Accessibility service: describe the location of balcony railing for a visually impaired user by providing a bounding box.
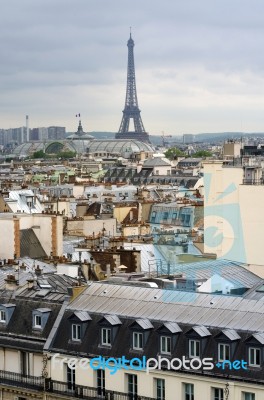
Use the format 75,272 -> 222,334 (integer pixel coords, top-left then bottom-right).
45,379 -> 155,400
0,371 -> 154,400
0,370 -> 44,390
243,178 -> 264,185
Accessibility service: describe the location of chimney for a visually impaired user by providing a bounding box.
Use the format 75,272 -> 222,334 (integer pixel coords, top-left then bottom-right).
5,274 -> 19,290
35,265 -> 42,276
67,283 -> 86,300
27,279 -> 34,289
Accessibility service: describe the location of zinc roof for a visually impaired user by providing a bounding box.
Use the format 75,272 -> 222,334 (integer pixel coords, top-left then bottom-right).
68,282 -> 264,333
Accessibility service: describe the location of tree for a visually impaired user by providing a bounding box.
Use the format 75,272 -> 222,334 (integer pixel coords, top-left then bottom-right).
192,150 -> 212,158
164,147 -> 186,160
57,151 -> 76,159
33,150 -> 46,159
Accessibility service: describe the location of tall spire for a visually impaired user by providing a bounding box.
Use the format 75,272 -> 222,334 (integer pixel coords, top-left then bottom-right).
116,32 -> 150,143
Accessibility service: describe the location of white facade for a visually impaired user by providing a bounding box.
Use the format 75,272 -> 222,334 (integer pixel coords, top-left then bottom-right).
48,353 -> 264,400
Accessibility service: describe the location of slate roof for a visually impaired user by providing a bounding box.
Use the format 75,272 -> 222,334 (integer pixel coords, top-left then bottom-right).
0,295 -> 63,352
143,157 -> 171,167
20,229 -> 47,258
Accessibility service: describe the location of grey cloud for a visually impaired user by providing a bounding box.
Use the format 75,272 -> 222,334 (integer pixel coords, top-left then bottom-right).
1,0 -> 264,132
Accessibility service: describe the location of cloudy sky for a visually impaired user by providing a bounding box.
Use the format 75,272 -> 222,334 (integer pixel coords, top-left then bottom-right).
1,0 -> 264,135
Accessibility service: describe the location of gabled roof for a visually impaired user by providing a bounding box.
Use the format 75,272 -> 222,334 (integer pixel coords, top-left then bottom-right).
143,157 -> 171,168
161,322 -> 182,334
251,332 -> 264,345
221,329 -> 241,341
72,311 -> 91,322
191,326 -> 211,337
35,308 -> 51,313
103,314 -> 122,326
134,318 -> 153,330
1,303 -> 16,308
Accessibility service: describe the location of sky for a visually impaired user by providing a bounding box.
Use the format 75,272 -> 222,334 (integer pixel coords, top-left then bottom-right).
2,0 -> 264,135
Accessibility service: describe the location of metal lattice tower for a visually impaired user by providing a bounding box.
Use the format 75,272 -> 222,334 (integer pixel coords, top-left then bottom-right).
116,32 -> 150,143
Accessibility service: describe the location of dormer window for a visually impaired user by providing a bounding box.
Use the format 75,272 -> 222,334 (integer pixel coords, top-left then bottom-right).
68,311 -> 91,342
99,315 -> 122,348
0,310 -> 6,323
158,322 -> 182,356
129,318 -> 153,352
215,329 -> 240,362
245,332 -> 264,369
0,304 -> 15,325
186,326 -> 211,359
32,308 -> 51,330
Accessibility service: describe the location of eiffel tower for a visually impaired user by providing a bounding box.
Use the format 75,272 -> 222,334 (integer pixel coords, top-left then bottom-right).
116,32 -> 150,143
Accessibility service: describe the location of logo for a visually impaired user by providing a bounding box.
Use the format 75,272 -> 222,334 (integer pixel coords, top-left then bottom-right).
51,354 -> 248,375
203,173 -> 246,262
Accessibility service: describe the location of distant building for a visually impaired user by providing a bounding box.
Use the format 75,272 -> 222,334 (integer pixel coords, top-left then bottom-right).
30,127 -> 48,141
149,202 -> 194,228
183,134 -> 195,144
13,120 -> 154,159
48,126 -> 66,140
223,140 -> 242,158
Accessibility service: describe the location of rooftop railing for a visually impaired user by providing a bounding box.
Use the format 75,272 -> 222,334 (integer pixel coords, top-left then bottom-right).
242,178 -> 264,185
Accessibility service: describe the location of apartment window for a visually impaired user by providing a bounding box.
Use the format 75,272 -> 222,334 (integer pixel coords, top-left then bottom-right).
242,393 -> 255,400
20,351 -> 30,376
151,211 -> 157,222
34,315 -> 42,328
97,369 -> 105,396
212,388 -> 224,400
184,383 -> 194,400
72,324 -> 81,341
163,212 -> 168,221
160,336 -> 171,354
101,327 -> 111,346
0,310 -> 6,322
172,212 -> 177,221
127,374 -> 137,400
67,365 -> 75,391
189,339 -> 200,358
133,332 -> 143,350
218,343 -> 230,361
155,378 -> 165,400
248,347 -> 261,367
